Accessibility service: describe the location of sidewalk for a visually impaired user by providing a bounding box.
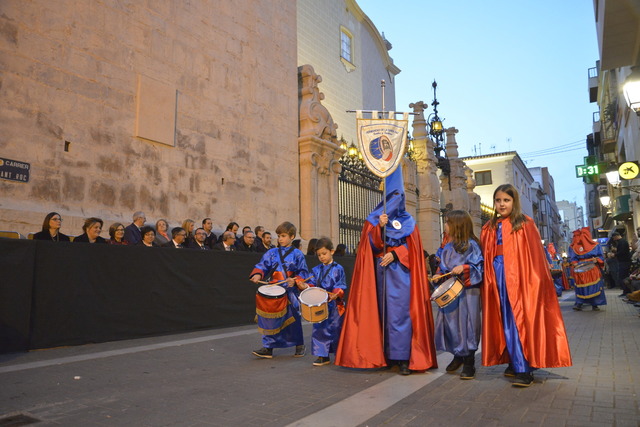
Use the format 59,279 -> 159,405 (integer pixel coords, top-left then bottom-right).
0,289 -> 638,426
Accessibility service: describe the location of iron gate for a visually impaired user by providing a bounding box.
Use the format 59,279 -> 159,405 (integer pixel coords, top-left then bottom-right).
338,153 -> 382,254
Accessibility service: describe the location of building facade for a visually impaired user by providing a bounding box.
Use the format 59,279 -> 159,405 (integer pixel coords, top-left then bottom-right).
588,0 -> 640,238
0,1 -> 299,236
460,151 -> 536,217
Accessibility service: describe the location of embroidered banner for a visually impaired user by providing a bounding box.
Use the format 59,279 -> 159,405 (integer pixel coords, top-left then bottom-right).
356,111 -> 409,178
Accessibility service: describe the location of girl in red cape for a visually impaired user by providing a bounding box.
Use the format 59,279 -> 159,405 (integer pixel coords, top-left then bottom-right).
335,166 -> 437,375
481,184 -> 571,387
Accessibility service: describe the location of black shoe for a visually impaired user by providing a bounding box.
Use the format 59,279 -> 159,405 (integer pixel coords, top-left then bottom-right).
294,345 -> 306,357
503,365 -> 515,377
512,372 -> 534,387
398,361 -> 411,376
592,306 -> 600,311
252,347 -> 273,359
460,365 -> 476,380
446,356 -> 464,372
460,352 -> 475,380
313,356 -> 330,366
573,305 -> 583,311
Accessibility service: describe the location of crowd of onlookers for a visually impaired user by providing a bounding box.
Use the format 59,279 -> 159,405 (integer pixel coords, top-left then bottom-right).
30,210 -> 348,255
604,228 -> 640,316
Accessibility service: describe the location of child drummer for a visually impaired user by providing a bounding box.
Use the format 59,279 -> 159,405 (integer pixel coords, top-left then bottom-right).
249,221 -> 309,358
433,210 -> 484,379
298,237 -> 347,366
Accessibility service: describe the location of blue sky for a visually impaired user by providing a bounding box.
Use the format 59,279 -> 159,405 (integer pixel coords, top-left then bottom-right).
359,0 -> 599,212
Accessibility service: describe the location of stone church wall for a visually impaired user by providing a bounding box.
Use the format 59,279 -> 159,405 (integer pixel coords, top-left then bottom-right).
0,1 -> 298,236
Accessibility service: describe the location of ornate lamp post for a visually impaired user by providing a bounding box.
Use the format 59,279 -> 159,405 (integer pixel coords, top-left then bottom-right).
428,80 -> 450,176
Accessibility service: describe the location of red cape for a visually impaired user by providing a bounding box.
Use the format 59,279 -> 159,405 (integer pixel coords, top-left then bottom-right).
481,217 -> 572,368
335,222 -> 438,370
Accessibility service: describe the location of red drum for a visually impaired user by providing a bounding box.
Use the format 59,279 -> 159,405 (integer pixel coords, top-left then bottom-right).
574,262 -> 595,274
255,285 -> 289,335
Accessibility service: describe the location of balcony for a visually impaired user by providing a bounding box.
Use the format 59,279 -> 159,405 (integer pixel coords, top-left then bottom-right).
589,66 -> 599,103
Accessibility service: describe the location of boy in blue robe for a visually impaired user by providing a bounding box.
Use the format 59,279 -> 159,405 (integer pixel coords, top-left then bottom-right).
250,221 -> 309,358
300,237 -> 347,366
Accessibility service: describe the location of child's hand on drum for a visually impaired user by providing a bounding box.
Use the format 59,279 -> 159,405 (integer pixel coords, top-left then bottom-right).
328,292 -> 337,301
286,278 -> 296,287
296,280 -> 309,290
250,274 -> 260,283
451,265 -> 464,275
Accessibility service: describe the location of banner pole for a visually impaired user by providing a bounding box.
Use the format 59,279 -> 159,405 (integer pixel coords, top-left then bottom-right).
380,80 -> 387,354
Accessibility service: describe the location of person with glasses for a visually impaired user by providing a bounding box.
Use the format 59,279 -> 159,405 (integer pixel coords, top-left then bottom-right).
162,227 -> 187,249
34,212 -> 71,242
107,223 -> 129,245
137,226 -> 158,247
235,230 -> 257,252
187,228 -> 210,250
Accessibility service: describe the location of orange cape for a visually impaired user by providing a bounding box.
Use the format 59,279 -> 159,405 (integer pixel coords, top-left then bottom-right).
335,222 -> 437,370
481,217 -> 572,368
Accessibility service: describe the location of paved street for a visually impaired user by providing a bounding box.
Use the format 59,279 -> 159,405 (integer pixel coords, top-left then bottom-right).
1,289 -> 638,426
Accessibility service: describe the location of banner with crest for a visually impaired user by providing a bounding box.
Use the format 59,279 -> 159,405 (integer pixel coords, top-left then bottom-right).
356,111 -> 409,178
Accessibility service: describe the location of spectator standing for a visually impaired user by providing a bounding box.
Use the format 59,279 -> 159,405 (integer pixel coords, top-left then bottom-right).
213,231 -> 236,251
74,217 -> 107,244
254,226 -> 265,249
235,231 -> 257,252
202,218 -> 217,249
188,228 -> 210,250
217,222 -> 239,243
124,211 -> 146,245
334,243 -> 346,257
306,238 -> 318,256
108,223 -> 129,245
612,232 -> 632,296
137,226 -> 158,247
182,219 -> 196,246
33,212 -> 71,242
162,227 -> 187,248
256,231 -> 274,253
154,219 -> 170,246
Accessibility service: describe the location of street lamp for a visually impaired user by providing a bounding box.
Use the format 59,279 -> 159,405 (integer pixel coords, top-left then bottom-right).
623,67 -> 640,115
428,80 -> 450,177
605,163 -> 621,186
598,185 -> 611,207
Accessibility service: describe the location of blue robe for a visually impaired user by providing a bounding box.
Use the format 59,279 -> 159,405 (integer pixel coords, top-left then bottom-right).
568,245 -> 607,307
251,247 -> 309,348
494,223 -> 533,373
308,261 -> 347,357
434,240 -> 483,357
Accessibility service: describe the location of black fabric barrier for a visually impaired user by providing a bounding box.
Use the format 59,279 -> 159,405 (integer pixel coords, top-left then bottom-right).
0,239 -> 354,353
0,238 -> 35,353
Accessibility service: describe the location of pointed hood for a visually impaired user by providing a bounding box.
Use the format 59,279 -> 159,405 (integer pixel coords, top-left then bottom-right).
570,227 -> 597,255
366,165 -> 415,239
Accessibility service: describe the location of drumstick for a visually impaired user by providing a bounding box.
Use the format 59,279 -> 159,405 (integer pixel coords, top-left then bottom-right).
256,276 -> 315,287
430,271 -> 453,283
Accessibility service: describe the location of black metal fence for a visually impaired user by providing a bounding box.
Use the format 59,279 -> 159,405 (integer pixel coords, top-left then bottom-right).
338,154 -> 382,254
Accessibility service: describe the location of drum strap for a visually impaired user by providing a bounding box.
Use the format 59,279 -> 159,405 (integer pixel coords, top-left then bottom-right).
317,263 -> 336,288
278,247 -> 296,278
